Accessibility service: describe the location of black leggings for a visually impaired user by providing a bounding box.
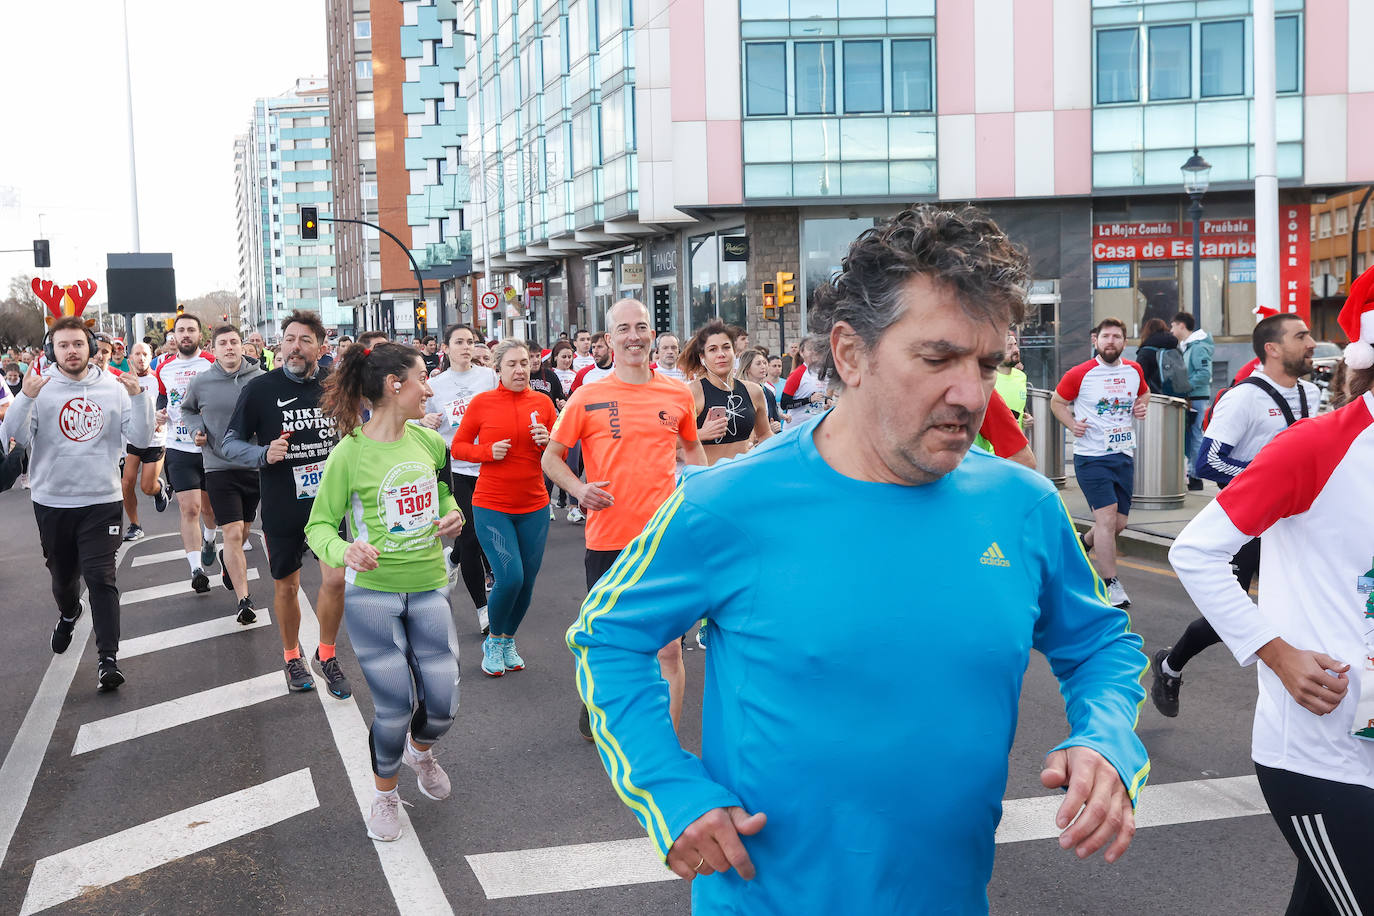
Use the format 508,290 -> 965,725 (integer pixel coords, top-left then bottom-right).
448,473 -> 490,610
35,501 -> 123,657
1255,763 -> 1374,915
1168,537 -> 1262,671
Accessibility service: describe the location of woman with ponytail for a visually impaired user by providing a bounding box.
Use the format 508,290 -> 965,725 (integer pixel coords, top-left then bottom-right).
306,342 -> 465,843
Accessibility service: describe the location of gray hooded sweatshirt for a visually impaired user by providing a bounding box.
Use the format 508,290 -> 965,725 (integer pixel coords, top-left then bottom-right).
0,364 -> 154,508
180,357 -> 265,472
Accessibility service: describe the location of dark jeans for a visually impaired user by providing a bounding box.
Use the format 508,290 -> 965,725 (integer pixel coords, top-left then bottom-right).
34,501 -> 123,657
1168,537 -> 1261,671
472,506 -> 549,637
449,473 -> 491,610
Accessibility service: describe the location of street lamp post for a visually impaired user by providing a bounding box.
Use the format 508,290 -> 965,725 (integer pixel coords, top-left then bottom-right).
1181,148 -> 1212,326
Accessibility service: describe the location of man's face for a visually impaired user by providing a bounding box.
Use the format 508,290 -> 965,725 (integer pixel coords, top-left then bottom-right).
768,356 -> 782,380
52,329 -> 91,376
1096,326 -> 1125,363
656,336 -> 680,367
113,342 -> 125,361
130,343 -> 151,372
591,337 -> 613,367
1003,334 -> 1020,367
337,339 -> 351,355
213,331 -> 243,369
1170,321 -> 1190,343
472,345 -> 492,367
574,331 -> 591,355
94,341 -> 112,368
844,275 -> 1006,485
173,319 -> 201,356
735,334 -> 750,353
281,322 -> 320,375
607,304 -> 654,368
4,369 -> 19,386
1272,319 -> 1315,377
249,332 -> 265,348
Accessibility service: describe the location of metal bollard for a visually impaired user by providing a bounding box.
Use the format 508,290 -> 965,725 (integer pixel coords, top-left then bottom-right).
1026,389 -> 1066,489
1132,393 -> 1187,509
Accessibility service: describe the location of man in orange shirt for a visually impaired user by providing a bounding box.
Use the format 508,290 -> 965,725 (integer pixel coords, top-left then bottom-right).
543,298 -> 707,741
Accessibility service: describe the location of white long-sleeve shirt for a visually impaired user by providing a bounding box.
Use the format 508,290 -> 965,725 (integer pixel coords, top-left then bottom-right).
1170,391 -> 1374,788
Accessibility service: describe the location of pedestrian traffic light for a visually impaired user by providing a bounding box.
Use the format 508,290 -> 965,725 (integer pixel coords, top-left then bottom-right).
415,301 -> 428,335
776,271 -> 796,309
176,303 -> 184,316
301,206 -> 319,241
761,281 -> 777,320
33,239 -> 50,269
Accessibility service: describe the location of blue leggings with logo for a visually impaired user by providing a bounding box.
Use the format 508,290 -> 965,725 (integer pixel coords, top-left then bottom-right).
472,506 -> 549,637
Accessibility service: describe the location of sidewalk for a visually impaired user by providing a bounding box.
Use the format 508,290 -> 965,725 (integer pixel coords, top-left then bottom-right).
1058,471 -> 1216,565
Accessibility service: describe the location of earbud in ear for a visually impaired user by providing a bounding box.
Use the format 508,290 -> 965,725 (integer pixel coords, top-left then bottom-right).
393,383 -> 402,391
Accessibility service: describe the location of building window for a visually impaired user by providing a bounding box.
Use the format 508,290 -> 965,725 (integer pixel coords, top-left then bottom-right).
1335,208 -> 1349,235
891,39 -> 932,113
1275,16 -> 1299,93
794,42 -> 835,115
354,20 -> 370,39
1318,212 -> 1331,239
362,181 -> 377,199
1096,28 -> 1139,104
843,41 -> 883,114
356,60 -> 372,80
745,43 -> 787,116
1200,20 -> 1243,98
358,100 -> 374,119
1148,24 -> 1190,101
1310,213 -> 1317,240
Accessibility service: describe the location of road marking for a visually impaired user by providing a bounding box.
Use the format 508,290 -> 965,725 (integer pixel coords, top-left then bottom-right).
120,608 -> 273,659
465,776 -> 1270,899
292,581 -> 453,915
18,768 -> 319,915
1117,558 -> 1177,578
121,569 -> 260,605
130,548 -> 189,568
0,536 -> 146,865
72,672 -> 287,755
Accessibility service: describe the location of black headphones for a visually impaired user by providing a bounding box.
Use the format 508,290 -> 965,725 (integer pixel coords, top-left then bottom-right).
44,324 -> 100,366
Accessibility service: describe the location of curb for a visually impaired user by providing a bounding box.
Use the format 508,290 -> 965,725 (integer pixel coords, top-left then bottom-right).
1072,520 -> 1175,566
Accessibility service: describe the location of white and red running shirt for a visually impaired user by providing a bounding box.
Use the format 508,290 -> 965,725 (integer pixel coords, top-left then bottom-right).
132,370 -> 167,448
1170,391 -> 1374,788
1055,357 -> 1149,457
153,351 -> 215,453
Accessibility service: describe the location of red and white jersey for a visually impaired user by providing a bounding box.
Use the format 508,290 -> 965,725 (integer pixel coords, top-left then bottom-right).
153,351 -> 214,453
571,353 -> 595,372
131,370 -> 167,447
1055,357 -> 1149,457
571,363 -> 613,392
1170,391 -> 1374,789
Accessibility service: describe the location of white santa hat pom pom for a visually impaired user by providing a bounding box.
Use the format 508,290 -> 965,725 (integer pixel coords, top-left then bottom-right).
1346,312 -> 1374,370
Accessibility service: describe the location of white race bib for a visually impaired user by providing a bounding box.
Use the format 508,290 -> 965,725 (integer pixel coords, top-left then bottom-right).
444,397 -> 469,429
173,422 -> 193,444
294,462 -> 324,499
1105,424 -> 1134,452
383,476 -> 439,534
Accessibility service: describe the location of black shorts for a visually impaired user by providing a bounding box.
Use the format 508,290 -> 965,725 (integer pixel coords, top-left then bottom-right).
205,469 -> 261,526
585,548 -> 623,592
264,532 -> 316,581
164,448 -> 206,493
1073,452 -> 1134,515
125,443 -> 165,463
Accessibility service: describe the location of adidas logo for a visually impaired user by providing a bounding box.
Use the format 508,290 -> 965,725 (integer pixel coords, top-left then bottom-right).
979,542 -> 1011,568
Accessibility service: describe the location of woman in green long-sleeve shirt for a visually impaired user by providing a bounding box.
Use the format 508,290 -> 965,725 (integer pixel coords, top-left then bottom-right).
306,342 -> 465,843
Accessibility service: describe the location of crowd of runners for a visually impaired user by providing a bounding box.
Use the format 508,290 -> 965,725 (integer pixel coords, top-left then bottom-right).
4,204 -> 1372,913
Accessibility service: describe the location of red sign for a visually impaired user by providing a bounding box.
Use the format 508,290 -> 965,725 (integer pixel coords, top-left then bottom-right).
1093,222 -> 1177,240
1278,204 -> 1310,322
526,282 -> 544,296
1092,235 -> 1257,262
1190,218 -> 1254,236
480,291 -> 499,310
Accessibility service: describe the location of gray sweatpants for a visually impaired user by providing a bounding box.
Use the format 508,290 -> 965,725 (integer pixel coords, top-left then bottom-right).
344,583 -> 461,778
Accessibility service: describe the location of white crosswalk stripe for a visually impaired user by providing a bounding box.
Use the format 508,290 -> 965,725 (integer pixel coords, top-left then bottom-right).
120,568 -> 260,605
120,608 -> 273,658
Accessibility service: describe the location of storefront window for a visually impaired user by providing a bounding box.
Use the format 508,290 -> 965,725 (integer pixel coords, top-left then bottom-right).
689,233 -> 719,330
802,217 -> 874,330
719,233 -> 748,329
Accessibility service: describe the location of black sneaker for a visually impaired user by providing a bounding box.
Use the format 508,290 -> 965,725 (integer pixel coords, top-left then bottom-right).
556,494 -> 567,509
313,650 -> 353,699
578,705 -> 594,743
191,568 -> 210,594
236,596 -> 257,625
154,478 -> 170,512
1150,648 -> 1182,718
97,656 -> 125,692
284,656 -> 315,692
219,549 -> 232,591
51,605 -> 83,654
1187,477 -> 1204,491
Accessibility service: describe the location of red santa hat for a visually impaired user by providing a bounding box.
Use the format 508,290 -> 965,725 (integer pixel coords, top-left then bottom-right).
1338,265 -> 1374,370
1252,304 -> 1280,319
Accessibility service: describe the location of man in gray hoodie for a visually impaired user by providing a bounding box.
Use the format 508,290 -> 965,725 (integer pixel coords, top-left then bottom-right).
1171,312 -> 1215,491
1,316 -> 154,691
181,325 -> 264,626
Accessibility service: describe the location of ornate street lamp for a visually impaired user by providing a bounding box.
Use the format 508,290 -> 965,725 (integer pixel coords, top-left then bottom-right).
1181,148 -> 1212,324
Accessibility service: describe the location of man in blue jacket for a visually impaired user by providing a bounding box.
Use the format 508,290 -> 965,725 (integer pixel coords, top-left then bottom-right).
1171,312 -> 1214,491
567,206 -> 1150,914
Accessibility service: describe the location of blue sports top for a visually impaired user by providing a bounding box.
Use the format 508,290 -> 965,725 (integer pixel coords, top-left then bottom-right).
567,414 -> 1150,915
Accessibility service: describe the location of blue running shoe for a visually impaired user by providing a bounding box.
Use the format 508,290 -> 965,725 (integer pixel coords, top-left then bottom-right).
481,637 -> 505,677
502,637 -> 525,671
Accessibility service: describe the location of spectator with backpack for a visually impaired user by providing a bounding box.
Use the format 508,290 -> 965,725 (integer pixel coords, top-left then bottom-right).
1149,313 -> 1317,718
1135,318 -> 1183,396
1171,312 -> 1214,491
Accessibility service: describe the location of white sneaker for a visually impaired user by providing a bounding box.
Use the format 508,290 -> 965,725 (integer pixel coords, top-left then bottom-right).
549,501 -> 557,520
1106,577 -> 1131,609
366,790 -> 410,842
402,739 -> 451,800
476,604 -> 489,635
243,539 -> 253,552
567,507 -> 585,524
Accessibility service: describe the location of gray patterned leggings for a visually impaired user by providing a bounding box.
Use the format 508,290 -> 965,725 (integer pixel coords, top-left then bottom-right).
344,583 -> 461,778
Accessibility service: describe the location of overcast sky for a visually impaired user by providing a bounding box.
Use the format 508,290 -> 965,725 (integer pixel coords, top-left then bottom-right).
0,1 -> 326,301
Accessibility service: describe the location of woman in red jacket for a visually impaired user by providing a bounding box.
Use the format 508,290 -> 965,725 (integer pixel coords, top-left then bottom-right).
451,339 -> 557,677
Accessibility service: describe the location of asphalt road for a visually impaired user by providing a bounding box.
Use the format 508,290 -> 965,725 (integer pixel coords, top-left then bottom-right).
0,480 -> 1299,915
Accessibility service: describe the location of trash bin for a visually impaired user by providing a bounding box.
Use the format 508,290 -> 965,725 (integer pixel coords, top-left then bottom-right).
1025,388 -> 1065,489
1132,393 -> 1187,509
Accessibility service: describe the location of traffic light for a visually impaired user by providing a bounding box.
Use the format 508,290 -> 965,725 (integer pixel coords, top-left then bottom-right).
33,239 -> 50,269
176,303 -> 185,316
415,300 -> 428,335
761,281 -> 777,321
301,206 -> 319,241
776,271 -> 796,309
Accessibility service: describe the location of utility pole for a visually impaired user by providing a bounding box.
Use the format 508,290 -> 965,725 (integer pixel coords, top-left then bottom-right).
1254,0 -> 1279,314
122,0 -> 141,343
